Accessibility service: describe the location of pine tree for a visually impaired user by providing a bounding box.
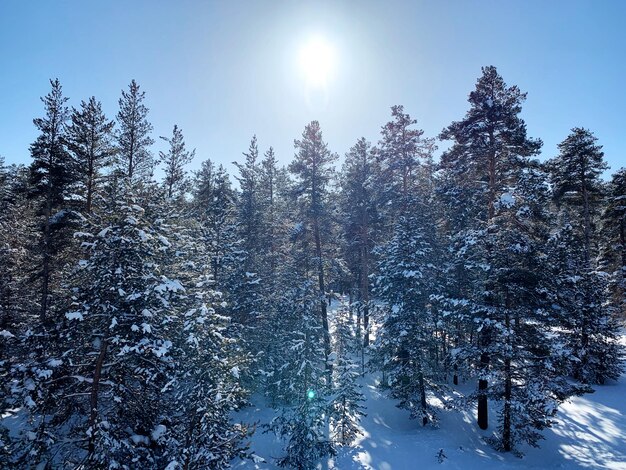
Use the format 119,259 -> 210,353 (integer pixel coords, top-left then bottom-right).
600,168 -> 626,316
547,127 -> 608,266
439,66 -> 542,433
374,203 -> 442,426
230,136 -> 263,336
339,138 -> 379,349
192,160 -> 239,285
268,280 -> 336,469
159,124 -> 195,200
546,129 -> 622,384
116,80 -> 155,182
28,78 -> 78,324
66,96 -> 115,213
290,121 -> 337,375
331,303 -> 366,446
377,105 -> 436,223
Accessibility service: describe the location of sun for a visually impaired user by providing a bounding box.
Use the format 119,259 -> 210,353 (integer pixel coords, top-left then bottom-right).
298,36 -> 335,86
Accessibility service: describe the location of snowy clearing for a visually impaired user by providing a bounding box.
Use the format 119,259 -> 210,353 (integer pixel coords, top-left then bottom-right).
233,371 -> 626,469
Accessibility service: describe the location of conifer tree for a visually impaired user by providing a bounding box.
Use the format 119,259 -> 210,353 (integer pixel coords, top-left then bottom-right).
439,66 -> 542,432
116,80 -> 155,182
159,124 -> 195,200
28,78 -> 78,324
66,96 -> 115,213
339,138 -> 379,348
331,302 -> 366,445
547,129 -> 622,384
600,168 -> 626,316
290,121 -> 337,374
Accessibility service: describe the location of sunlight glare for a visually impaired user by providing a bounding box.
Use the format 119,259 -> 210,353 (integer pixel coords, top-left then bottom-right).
298,36 -> 335,86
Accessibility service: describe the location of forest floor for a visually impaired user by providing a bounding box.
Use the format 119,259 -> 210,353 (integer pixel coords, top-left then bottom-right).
232,311 -> 626,469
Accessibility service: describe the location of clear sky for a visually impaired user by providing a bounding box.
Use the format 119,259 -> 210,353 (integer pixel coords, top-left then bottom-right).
1,0 -> 624,177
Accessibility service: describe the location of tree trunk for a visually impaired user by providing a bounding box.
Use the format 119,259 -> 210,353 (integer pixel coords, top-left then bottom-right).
419,369 -> 428,426
313,216 -> 332,374
88,338 -> 108,457
477,350 -> 489,430
581,170 -> 592,268
502,293 -> 512,451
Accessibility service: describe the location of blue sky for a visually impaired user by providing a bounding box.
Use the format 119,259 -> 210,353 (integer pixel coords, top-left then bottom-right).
1,0 -> 624,177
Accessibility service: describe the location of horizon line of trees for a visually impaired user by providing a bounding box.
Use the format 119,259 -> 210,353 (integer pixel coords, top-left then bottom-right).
0,65 -> 624,469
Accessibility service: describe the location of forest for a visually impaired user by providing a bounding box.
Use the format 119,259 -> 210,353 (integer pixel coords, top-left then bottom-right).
0,65 -> 624,469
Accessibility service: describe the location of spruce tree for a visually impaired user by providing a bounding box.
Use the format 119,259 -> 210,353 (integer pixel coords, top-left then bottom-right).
289,121 -> 337,375
159,124 -> 195,200
66,96 -> 115,213
339,138 -> 379,349
116,80 -> 155,182
600,168 -> 626,316
439,66 -> 542,432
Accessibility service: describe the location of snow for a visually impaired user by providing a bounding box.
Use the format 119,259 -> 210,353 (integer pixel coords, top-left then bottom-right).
232,370 -> 626,469
0,329 -> 14,338
65,311 -> 84,321
231,318 -> 626,470
499,192 -> 515,208
151,424 -> 167,441
153,340 -> 172,358
130,434 -> 150,445
155,278 -> 185,293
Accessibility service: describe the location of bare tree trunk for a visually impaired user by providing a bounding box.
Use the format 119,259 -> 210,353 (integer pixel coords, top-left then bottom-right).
313,216 -> 331,374
88,338 -> 108,457
502,292 -> 512,451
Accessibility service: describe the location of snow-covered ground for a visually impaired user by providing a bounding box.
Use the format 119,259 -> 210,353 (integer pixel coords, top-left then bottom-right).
232,308 -> 626,470
232,371 -> 626,469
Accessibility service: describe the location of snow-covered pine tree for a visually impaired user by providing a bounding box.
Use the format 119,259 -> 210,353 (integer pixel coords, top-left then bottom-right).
374,200 -> 442,426
52,182 -> 183,467
330,302 -> 366,446
289,121 -> 337,376
339,138 -> 380,349
268,279 -> 336,469
192,159 -> 239,285
6,80 -> 82,466
115,79 -> 155,182
159,124 -> 195,201
438,66 -> 542,432
475,163 -> 583,452
599,168 -> 626,317
0,161 -> 31,434
373,105 -> 443,426
376,105 -> 437,230
255,150 -> 298,403
229,136 -> 264,369
546,128 -> 623,384
546,221 -> 623,385
66,96 -> 115,213
28,78 -> 79,325
156,189 -> 249,470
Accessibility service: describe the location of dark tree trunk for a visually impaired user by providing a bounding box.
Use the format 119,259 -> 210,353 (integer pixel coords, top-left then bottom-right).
313,216 -> 331,374
88,339 -> 108,457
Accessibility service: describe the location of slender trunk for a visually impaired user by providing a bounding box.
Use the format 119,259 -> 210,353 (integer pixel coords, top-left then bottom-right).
182,407 -> 199,470
581,170 -> 591,268
487,131 -> 497,221
617,213 -> 626,316
477,349 -> 489,430
502,292 -> 512,451
88,338 -> 108,457
313,215 -> 331,374
419,368 -> 428,426
361,230 -> 370,347
478,130 -> 496,430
